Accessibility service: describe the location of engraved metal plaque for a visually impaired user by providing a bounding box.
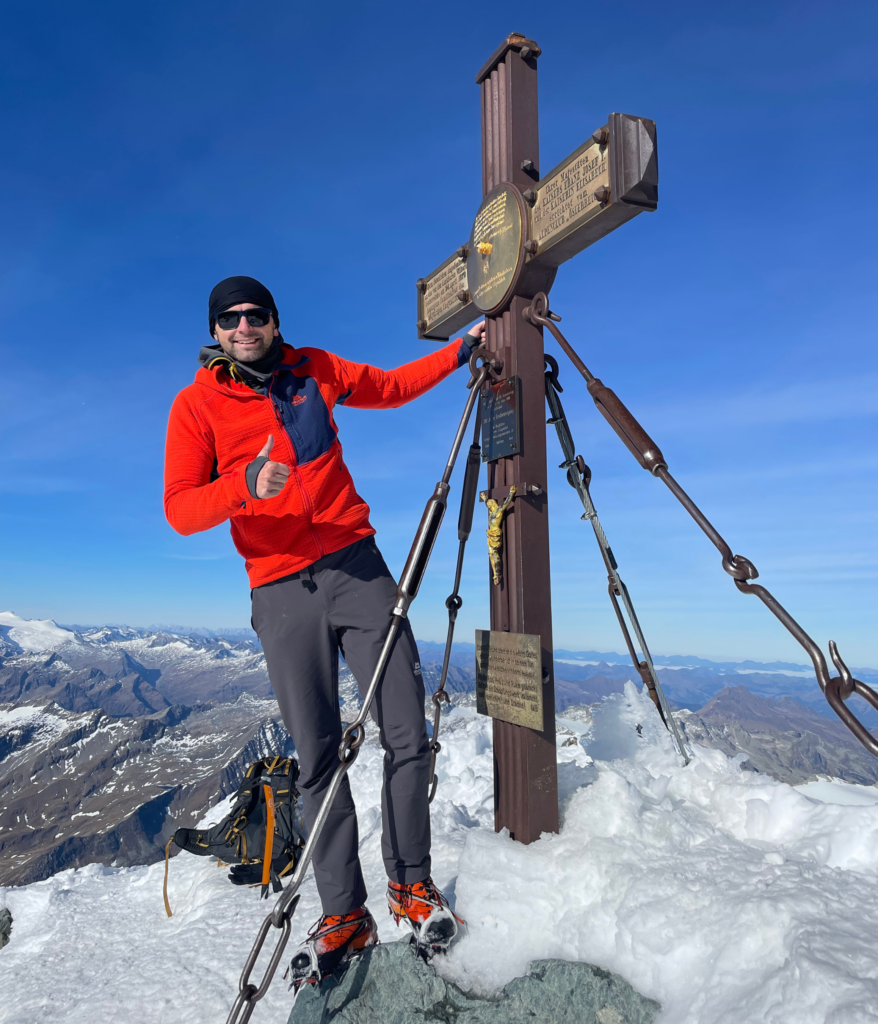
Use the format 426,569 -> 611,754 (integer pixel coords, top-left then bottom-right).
530,138 -> 609,254
467,184 -> 523,313
481,375 -> 522,462
417,249 -> 474,340
529,113 -> 658,270
475,629 -> 544,730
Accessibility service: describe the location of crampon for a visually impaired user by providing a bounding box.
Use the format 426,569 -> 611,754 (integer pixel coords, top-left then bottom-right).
387,877 -> 465,957
285,907 -> 378,997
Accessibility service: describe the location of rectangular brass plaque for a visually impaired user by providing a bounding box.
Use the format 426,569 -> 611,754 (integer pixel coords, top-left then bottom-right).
475,629 -> 544,730
528,115 -> 658,271
417,250 -> 474,340
480,376 -> 522,462
530,138 -> 609,255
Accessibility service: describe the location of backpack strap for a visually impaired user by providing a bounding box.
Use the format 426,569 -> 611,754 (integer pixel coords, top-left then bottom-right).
260,783 -> 276,898
163,836 -> 175,918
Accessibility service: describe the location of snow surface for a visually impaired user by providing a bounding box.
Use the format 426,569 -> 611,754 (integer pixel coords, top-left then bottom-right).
0,611 -> 77,652
0,704 -> 67,741
2,683 -> 878,1023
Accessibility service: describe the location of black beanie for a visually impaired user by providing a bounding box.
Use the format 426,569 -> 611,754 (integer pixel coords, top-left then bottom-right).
208,276 -> 279,332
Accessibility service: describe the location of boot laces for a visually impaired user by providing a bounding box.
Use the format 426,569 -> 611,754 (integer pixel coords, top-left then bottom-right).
391,878 -> 446,912
308,907 -> 368,945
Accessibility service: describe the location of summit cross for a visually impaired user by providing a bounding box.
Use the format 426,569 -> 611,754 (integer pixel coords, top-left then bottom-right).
416,33 -> 659,844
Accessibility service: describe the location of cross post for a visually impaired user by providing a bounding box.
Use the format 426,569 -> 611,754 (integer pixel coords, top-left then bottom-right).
417,33 -> 659,845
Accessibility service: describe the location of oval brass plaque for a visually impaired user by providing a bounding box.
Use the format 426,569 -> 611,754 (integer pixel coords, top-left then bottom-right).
467,185 -> 523,313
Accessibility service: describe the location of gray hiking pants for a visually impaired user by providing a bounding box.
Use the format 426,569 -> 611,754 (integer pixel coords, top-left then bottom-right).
251,537 -> 431,915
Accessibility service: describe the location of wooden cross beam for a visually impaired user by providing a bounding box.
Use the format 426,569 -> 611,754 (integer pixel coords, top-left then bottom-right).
416,33 -> 658,844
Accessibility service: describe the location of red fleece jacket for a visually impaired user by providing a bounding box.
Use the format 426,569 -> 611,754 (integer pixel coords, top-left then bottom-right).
164,339 -> 464,587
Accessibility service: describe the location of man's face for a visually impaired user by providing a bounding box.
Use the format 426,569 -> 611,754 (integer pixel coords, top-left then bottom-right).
212,302 -> 278,363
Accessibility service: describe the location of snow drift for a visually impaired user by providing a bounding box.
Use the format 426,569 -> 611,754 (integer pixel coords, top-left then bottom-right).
2,683 -> 878,1024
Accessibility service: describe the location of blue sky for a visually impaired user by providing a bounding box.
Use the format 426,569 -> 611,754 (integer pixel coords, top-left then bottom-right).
2,0 -> 876,665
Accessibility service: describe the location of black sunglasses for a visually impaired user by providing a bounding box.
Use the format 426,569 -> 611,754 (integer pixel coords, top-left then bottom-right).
215,307 -> 274,330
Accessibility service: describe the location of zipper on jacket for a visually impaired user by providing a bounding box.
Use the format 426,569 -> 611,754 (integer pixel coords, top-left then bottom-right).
266,376 -> 325,559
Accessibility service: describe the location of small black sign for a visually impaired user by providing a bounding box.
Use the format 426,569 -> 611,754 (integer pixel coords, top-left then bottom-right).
481,376 -> 522,462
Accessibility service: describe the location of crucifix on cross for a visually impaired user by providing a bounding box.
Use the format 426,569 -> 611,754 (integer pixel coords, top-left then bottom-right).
415,34 -> 660,845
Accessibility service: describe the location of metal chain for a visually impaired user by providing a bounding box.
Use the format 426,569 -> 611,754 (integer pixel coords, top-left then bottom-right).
428,403 -> 483,801
524,292 -> 878,758
222,352 -> 490,1024
544,356 -> 689,763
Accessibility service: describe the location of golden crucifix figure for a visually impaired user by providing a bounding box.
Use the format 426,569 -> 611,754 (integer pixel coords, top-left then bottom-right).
485,485 -> 517,585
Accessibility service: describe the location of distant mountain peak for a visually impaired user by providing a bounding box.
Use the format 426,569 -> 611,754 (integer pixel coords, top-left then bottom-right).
0,611 -> 79,653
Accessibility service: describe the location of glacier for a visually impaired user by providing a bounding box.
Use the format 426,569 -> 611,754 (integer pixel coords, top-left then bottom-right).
1,683 -> 878,1023
0,611 -> 77,653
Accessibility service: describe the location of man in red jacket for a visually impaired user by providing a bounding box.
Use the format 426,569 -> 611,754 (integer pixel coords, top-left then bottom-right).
164,276 -> 482,990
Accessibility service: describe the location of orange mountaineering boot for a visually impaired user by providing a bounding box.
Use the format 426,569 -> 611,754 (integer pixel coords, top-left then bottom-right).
386,877 -> 464,956
286,906 -> 378,996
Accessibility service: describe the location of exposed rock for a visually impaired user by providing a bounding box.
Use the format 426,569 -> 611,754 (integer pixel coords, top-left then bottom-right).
0,647 -> 170,718
0,908 -> 11,949
678,686 -> 878,785
0,694 -> 292,886
289,941 -> 660,1024
420,661 -> 477,696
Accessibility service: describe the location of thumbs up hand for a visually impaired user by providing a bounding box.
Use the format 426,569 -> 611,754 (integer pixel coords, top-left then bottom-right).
255,434 -> 290,499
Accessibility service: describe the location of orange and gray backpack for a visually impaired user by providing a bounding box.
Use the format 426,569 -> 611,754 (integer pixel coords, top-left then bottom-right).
163,755 -> 306,916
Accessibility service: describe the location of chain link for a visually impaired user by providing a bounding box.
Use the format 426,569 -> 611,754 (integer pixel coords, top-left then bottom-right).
225,895 -> 298,1024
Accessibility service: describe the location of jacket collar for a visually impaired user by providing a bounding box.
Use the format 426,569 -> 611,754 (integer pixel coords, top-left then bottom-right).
198,336 -> 284,384
195,339 -> 309,393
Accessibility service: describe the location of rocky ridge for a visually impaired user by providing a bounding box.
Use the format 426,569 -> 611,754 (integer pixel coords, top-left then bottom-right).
0,694 -> 292,886
678,685 -> 878,785
0,625 -> 272,716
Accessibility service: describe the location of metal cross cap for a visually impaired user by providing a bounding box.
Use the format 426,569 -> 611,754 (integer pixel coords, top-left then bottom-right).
414,34 -> 659,845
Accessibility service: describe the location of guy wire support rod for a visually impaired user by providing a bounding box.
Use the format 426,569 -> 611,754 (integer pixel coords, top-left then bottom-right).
523,292 -> 878,758
224,352 -> 491,1024
543,355 -> 690,764
428,401 -> 483,801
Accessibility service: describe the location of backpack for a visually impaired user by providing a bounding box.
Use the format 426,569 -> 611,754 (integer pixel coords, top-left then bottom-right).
163,755 -> 306,917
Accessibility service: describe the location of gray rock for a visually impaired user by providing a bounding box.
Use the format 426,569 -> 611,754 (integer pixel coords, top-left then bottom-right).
289,941 -> 659,1024
678,686 -> 878,786
0,908 -> 11,949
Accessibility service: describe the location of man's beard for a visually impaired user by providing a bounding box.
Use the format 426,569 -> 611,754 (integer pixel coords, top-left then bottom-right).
225,337 -> 272,363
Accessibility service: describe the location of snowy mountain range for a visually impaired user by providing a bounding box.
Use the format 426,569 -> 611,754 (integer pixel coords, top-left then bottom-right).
6,610 -> 877,720
2,609 -> 877,893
